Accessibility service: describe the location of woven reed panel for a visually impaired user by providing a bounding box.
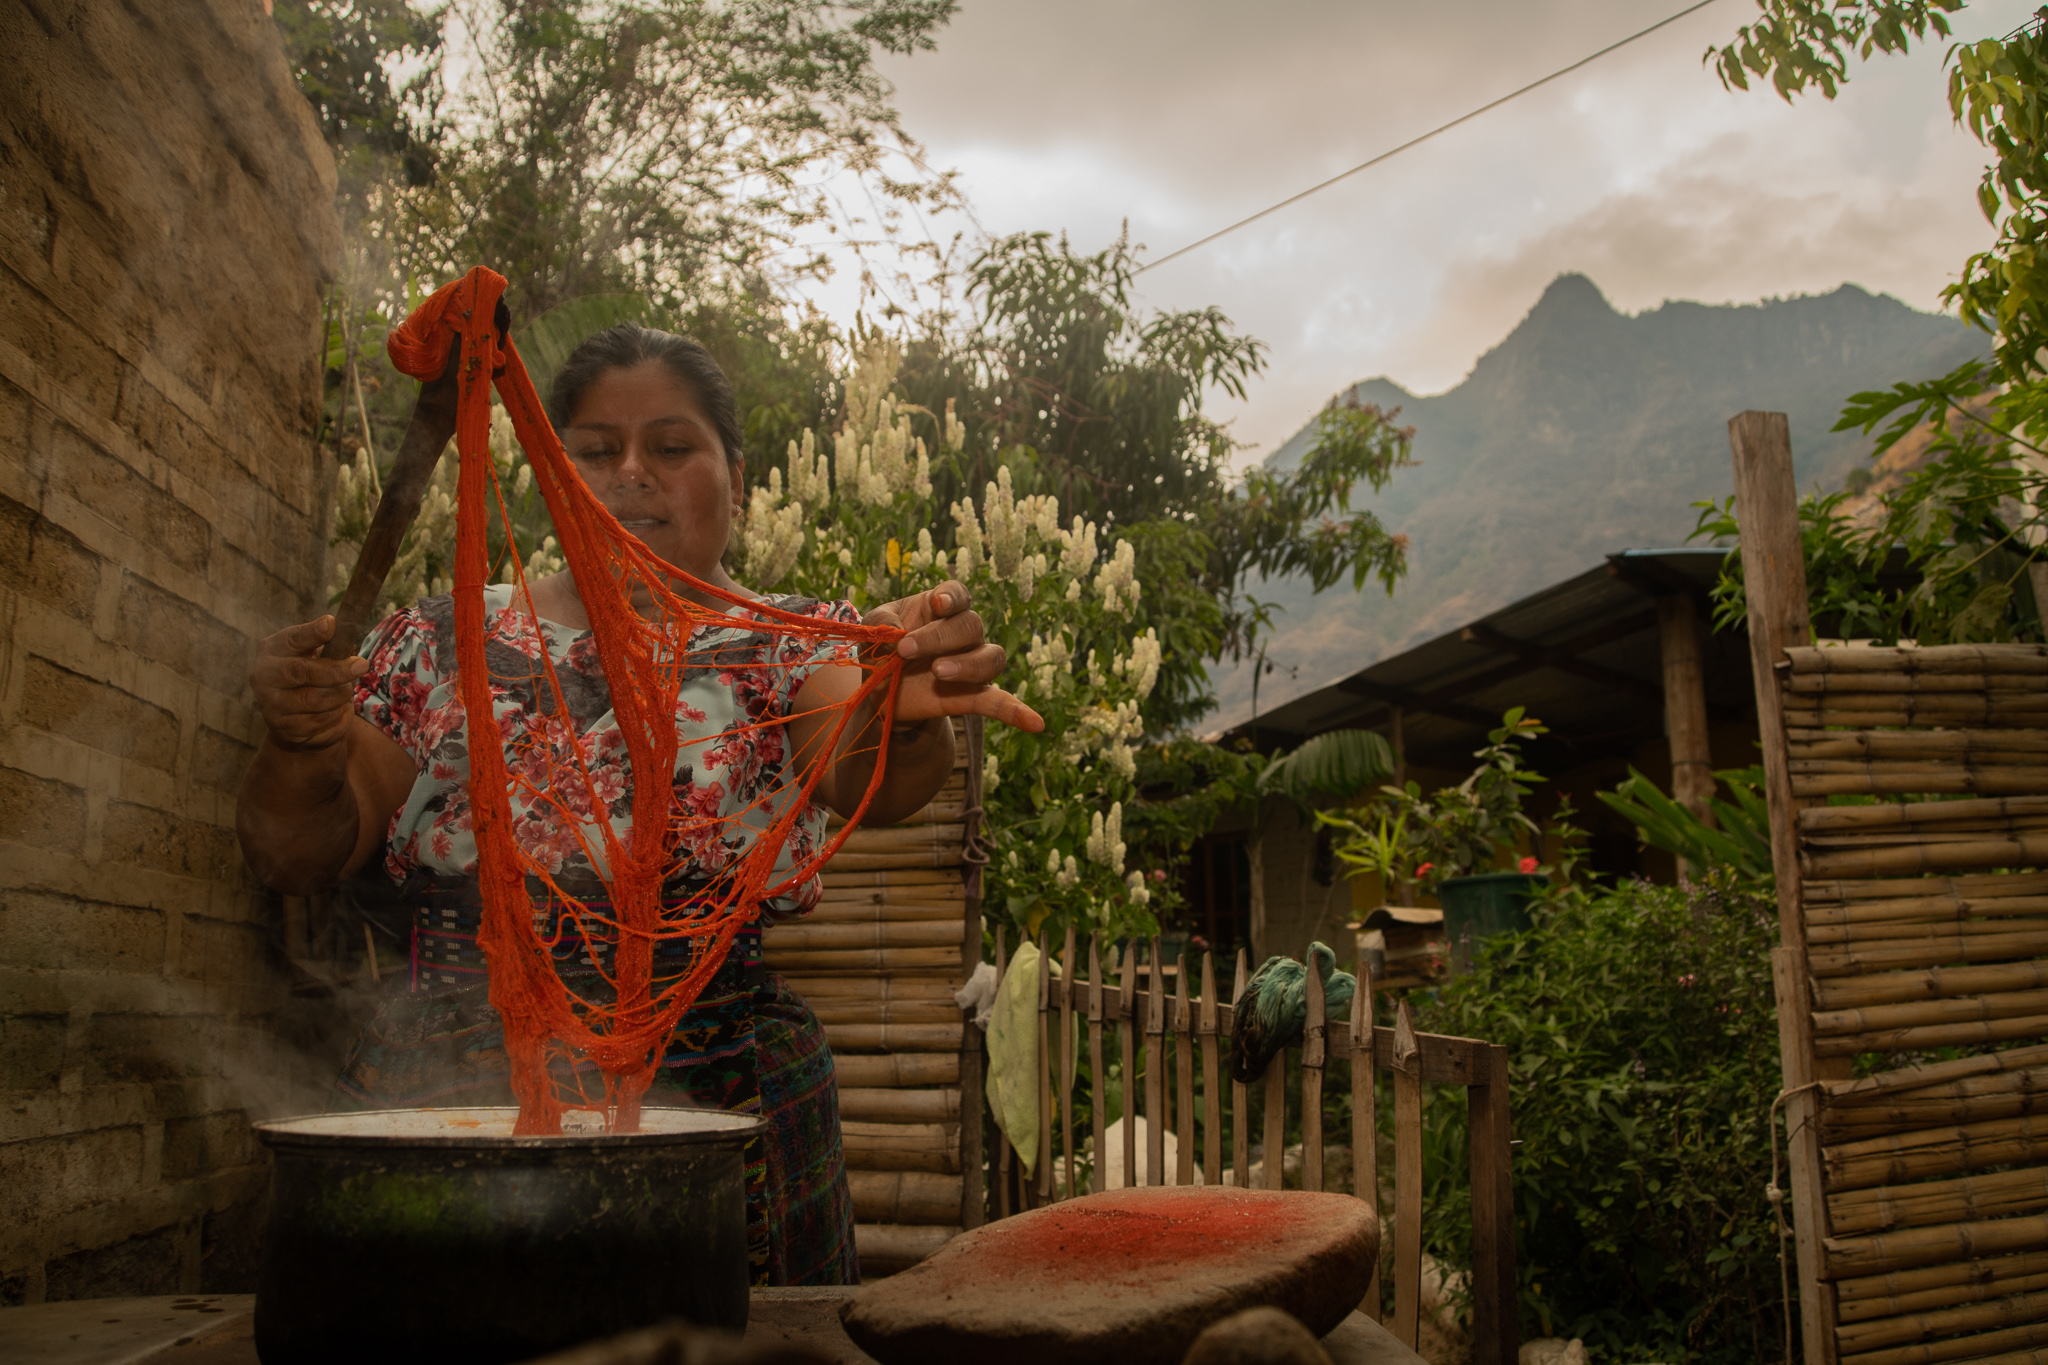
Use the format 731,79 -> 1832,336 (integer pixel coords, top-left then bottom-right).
1782,644 -> 2048,1365
761,717 -> 978,1276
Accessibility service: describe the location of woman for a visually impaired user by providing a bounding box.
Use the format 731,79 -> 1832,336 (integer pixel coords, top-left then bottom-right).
236,323 -> 1041,1285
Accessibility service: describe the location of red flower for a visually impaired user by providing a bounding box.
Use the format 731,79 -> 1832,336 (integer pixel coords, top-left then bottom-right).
1519,856 -> 1539,874
1415,862 -> 1434,877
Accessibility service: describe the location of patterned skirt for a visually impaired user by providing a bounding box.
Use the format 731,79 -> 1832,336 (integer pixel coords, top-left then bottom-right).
334,878 -> 857,1287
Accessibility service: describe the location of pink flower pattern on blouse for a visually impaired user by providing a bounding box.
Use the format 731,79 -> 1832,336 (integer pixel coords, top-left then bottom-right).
353,584 -> 861,923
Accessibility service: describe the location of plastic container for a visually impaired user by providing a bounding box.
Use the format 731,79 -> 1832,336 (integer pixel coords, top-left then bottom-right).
1437,872 -> 1545,974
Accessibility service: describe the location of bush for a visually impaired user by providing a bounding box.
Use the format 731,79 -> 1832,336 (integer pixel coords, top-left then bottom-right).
1410,869 -> 1786,1363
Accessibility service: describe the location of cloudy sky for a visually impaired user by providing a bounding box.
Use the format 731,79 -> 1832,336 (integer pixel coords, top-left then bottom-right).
797,0 -> 2027,460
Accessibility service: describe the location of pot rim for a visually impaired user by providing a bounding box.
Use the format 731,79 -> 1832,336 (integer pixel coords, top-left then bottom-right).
254,1104 -> 762,1151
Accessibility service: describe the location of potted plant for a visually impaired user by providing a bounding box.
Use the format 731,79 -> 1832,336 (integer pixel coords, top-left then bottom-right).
1321,709 -> 1557,970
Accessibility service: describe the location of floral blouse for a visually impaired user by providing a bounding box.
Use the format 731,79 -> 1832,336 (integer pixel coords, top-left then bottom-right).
353,584 -> 862,922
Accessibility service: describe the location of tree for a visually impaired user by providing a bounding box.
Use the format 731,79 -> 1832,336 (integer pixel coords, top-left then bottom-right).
893,231 -> 1415,726
273,0 -> 446,219
735,336 -> 1173,941
1711,2 -> 2044,382
1703,3 -> 2048,642
290,8 -> 1424,936
280,0 -> 949,592
325,0 -> 961,326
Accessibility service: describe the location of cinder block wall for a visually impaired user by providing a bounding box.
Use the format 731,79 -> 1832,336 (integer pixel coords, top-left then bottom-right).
0,0 -> 339,1302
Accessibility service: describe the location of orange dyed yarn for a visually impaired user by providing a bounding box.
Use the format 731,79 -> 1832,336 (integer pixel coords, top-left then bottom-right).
387,268 -> 904,1134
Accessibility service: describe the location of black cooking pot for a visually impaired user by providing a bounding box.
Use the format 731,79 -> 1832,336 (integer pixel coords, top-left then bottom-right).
253,1106 -> 759,1365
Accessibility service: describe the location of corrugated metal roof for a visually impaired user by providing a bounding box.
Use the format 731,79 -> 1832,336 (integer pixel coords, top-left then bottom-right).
1226,548 -> 1752,766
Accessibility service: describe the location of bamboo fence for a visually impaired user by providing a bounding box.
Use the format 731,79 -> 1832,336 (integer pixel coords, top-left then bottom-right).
1735,410 -> 2048,1365
760,717 -> 985,1277
971,928 -> 1517,1365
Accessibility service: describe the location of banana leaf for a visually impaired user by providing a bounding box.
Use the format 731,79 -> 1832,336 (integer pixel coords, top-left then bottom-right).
1597,765 -> 1772,878
1259,728 -> 1395,810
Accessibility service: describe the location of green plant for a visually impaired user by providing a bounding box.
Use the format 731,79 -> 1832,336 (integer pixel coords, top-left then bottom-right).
1690,418 -> 2048,647
1320,710 -> 1550,896
1411,869 -> 1787,1362
1257,729 -> 1396,811
1324,808 -> 1411,887
1698,5 -> 2048,653
1710,3 -> 2047,384
1597,767 -> 1774,880
894,231 -> 1416,727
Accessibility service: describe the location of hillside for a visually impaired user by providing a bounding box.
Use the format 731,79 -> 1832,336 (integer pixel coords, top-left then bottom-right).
1211,274 -> 1991,727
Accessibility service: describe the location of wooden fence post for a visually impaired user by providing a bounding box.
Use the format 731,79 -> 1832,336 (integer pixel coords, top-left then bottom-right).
1147,936 -> 1167,1186
1035,928 -> 1053,1205
1232,950 -> 1250,1190
1729,409 -> 1836,1365
1392,999 -> 1424,1351
1354,952 -> 1380,1321
1467,1043 -> 1517,1365
1263,1059 -> 1287,1192
993,924 -> 1012,1220
959,718 -> 987,1230
1659,591 -> 1715,832
1060,926 -> 1076,1200
1089,934 -> 1106,1194
1174,957 -> 1195,1187
1302,951 -> 1326,1193
1120,941 -> 1138,1188
1200,952 -> 1222,1188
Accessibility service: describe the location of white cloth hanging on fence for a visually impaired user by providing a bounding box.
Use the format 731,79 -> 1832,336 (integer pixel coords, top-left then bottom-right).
954,961 -> 998,1029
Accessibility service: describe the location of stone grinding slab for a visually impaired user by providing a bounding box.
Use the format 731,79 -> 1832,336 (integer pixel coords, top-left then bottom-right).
838,1187 -> 1379,1365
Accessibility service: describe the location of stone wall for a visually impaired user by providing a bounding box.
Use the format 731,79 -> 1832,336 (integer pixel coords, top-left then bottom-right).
0,0 -> 339,1302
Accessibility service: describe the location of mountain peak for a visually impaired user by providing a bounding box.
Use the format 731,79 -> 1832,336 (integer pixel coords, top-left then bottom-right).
1531,272 -> 1616,318
1215,277 -> 1992,725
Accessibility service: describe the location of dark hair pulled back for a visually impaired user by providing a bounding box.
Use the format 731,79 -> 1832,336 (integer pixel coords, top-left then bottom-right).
547,323 -> 744,468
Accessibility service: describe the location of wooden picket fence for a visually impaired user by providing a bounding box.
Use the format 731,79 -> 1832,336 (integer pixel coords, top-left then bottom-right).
984,928 -> 1519,1365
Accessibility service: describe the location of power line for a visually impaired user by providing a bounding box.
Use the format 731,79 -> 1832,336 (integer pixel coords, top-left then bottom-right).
1136,0 -> 1726,275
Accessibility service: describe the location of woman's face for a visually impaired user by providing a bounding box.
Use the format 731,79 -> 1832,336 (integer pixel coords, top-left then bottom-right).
562,360 -> 743,582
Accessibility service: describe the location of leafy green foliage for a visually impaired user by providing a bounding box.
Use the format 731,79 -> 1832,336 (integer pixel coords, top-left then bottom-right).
278,0 -> 960,332
1691,371 -> 2048,646
1687,482 -> 2039,650
1413,871 -> 1787,1362
388,0 -> 960,322
1214,396 -> 1414,661
1597,767 -> 1774,879
1707,0 -> 1964,100
1702,6 -> 2048,652
1256,729 -> 1395,811
1948,13 -> 2048,380
894,232 -> 1415,720
272,0 -> 445,207
1320,710 -> 1550,895
931,230 -> 1267,528
1840,367 -> 2048,639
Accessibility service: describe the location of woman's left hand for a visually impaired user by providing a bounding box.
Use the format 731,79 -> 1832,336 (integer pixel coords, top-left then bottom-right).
866,581 -> 1044,734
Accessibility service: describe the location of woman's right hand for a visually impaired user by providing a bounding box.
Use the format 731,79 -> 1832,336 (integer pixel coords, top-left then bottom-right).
251,615 -> 368,753
239,615 -> 416,892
